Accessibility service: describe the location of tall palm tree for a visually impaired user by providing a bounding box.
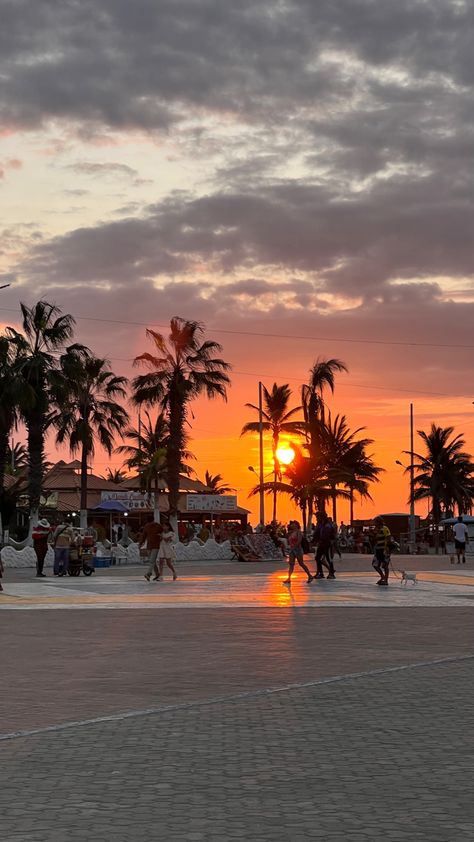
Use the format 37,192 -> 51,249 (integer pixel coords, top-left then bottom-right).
132,318 -> 231,524
241,383 -> 303,522
314,413 -> 383,523
51,348 -> 129,529
0,337 -> 30,491
117,411 -> 170,523
201,471 -> 235,494
6,302 -> 75,524
410,424 -> 474,548
302,358 -> 348,425
0,336 -> 33,538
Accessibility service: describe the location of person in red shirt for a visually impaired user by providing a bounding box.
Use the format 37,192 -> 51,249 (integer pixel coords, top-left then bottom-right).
32,518 -> 51,578
139,516 -> 163,581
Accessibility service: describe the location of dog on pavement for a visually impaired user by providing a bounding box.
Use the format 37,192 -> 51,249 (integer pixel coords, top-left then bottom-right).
401,570 -> 417,586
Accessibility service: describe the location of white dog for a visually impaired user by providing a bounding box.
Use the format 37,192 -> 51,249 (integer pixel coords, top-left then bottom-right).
401,570 -> 417,586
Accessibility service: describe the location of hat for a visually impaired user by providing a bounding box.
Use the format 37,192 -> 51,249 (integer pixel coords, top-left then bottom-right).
39,518 -> 50,528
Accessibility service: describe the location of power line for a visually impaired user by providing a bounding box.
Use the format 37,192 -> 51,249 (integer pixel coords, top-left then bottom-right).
1,307 -> 471,399
1,306 -> 474,352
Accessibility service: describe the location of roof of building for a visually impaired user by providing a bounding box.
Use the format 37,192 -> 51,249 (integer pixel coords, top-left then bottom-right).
42,461 -> 120,492
119,474 -> 210,493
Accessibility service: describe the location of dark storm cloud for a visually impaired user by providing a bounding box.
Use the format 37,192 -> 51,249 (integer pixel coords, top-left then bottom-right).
3,0 -> 474,326
19,168 -> 474,297
2,0 -> 473,131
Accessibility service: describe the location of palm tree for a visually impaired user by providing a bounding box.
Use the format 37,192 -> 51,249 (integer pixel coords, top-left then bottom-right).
340,441 -> 383,525
0,337 -> 30,491
314,413 -> 383,523
410,424 -> 474,548
5,442 -> 28,475
249,447 -> 347,531
105,468 -> 127,484
201,471 -> 235,494
132,318 -> 231,524
51,348 -> 129,529
117,411 -> 170,522
302,358 -> 347,428
0,336 -> 33,539
5,302 -> 75,524
241,383 -> 303,522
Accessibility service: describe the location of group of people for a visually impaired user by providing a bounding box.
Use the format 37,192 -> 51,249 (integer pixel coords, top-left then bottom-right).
139,517 -> 178,582
284,514 -> 394,586
31,518 -> 87,577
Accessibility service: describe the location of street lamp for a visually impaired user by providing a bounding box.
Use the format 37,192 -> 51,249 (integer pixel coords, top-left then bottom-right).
395,400 -> 416,552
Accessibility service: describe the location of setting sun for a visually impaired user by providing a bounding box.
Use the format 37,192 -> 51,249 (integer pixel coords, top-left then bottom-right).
276,446 -> 296,466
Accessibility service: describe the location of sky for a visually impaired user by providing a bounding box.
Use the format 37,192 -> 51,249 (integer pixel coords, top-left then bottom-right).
1,0 -> 474,524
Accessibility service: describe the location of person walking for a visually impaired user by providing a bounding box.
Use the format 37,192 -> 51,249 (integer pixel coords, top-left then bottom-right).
453,516 -> 469,564
313,515 -> 337,579
53,520 -> 74,576
372,515 -> 392,586
157,522 -> 178,581
283,521 -> 313,586
32,518 -> 51,577
139,516 -> 163,582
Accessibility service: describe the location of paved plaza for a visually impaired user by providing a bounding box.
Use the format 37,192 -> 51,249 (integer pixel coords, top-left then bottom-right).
1,557 -> 474,840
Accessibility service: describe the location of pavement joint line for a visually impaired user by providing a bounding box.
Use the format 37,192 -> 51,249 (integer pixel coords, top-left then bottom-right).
1,651 -> 473,744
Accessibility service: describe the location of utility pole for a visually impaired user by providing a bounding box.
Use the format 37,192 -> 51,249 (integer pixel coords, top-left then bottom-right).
258,381 -> 265,527
409,402 -> 416,553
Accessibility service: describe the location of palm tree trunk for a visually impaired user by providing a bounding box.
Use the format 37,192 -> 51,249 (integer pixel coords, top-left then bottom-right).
272,469 -> 277,523
350,487 -> 354,526
0,427 -> 8,544
27,409 -> 44,527
301,499 -> 307,532
154,477 -> 161,524
331,483 -> 337,522
80,441 -> 88,530
0,426 -> 9,493
167,385 -> 183,529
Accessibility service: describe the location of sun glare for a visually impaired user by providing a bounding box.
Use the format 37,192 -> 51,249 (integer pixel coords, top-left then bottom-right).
276,445 -> 296,465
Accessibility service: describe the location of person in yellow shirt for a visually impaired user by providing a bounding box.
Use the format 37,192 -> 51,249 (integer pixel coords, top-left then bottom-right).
372,516 -> 392,586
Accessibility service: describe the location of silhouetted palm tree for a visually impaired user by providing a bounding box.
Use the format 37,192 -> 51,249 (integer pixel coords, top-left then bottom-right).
410,424 -> 474,546
0,337 -> 33,537
132,318 -> 231,523
0,337 -> 31,491
201,471 -> 235,494
5,442 -> 28,475
51,348 -> 129,528
301,358 -> 348,450
314,413 -> 382,523
241,383 -> 303,522
6,302 -> 75,523
105,468 -> 127,484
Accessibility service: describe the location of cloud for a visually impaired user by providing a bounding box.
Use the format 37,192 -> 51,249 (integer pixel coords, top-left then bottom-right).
65,161 -> 152,186
0,157 -> 22,179
1,0 -> 473,134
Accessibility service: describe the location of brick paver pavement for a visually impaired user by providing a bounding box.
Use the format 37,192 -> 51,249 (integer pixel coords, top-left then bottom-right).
1,657 -> 474,841
2,561 -> 474,840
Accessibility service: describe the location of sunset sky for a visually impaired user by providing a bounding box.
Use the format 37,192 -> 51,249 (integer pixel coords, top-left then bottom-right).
1,1 -> 473,524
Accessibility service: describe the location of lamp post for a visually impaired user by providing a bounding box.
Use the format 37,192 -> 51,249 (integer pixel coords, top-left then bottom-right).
396,402 -> 416,553
258,381 -> 265,527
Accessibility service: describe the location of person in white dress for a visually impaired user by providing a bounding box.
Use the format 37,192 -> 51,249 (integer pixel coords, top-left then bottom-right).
158,523 -> 178,581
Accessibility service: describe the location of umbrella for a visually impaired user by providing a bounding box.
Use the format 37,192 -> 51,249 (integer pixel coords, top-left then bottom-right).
94,500 -> 129,513
94,500 -> 129,542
